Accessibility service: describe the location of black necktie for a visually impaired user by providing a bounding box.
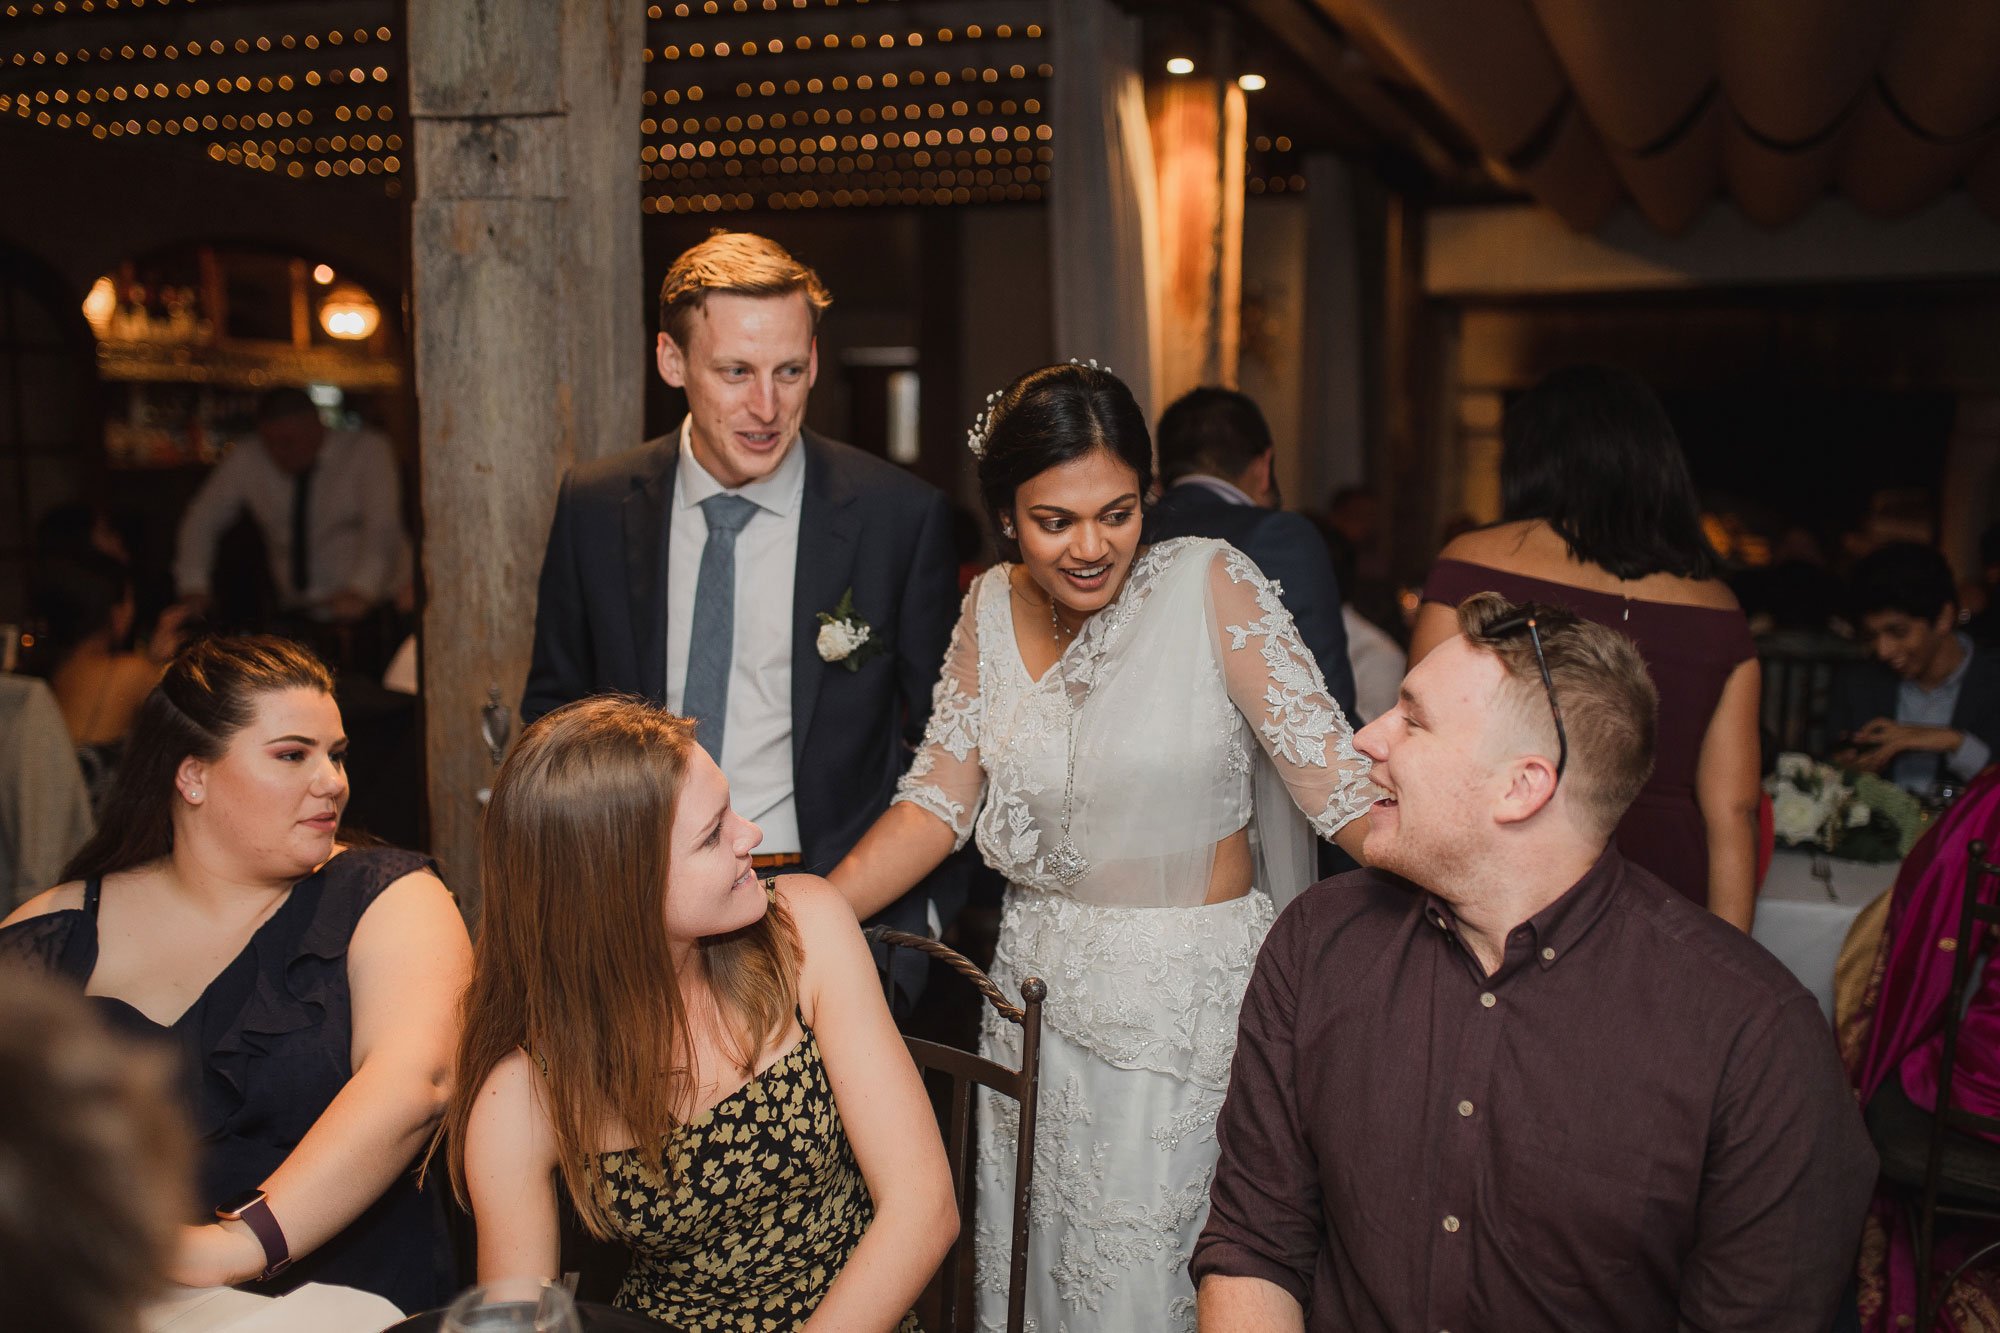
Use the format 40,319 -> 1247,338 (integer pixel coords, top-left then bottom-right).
290,462 -> 316,598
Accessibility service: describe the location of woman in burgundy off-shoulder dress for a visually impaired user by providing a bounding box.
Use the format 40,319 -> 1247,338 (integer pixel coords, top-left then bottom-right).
1409,367 -> 1761,930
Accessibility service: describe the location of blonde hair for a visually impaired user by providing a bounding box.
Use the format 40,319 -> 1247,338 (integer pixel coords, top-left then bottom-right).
1456,592 -> 1658,837
441,697 -> 799,1239
658,231 -> 832,349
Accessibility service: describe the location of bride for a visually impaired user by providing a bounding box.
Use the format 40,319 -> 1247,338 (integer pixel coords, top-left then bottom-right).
828,362 -> 1374,1332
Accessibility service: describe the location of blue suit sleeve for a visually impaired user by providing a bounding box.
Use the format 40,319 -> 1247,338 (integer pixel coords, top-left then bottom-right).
521,472 -> 591,725
1245,512 -> 1359,724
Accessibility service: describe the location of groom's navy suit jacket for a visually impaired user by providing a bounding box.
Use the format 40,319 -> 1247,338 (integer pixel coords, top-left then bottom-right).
523,428 -> 965,994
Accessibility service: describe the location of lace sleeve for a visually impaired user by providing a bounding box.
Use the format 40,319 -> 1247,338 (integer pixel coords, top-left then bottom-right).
1209,546 -> 1376,838
892,578 -> 987,850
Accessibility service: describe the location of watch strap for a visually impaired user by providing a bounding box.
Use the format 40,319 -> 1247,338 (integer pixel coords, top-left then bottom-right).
221,1194 -> 291,1280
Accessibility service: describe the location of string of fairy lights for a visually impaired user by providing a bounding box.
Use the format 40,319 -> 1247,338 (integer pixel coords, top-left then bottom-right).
0,7 -> 408,193
0,0 -> 1307,209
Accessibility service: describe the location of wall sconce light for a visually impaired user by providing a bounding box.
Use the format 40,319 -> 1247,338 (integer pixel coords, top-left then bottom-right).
319,282 -> 379,340
1238,73 -> 1266,91
1166,57 -> 1194,75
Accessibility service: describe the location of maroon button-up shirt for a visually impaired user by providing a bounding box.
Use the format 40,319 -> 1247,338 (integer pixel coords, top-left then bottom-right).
1192,845 -> 1876,1332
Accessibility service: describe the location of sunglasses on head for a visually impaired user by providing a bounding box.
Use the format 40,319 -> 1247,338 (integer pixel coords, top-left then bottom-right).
1482,608 -> 1568,784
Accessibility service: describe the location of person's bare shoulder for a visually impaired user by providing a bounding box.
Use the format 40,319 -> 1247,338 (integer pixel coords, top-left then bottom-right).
2,880 -> 86,927
1436,520 -> 1537,568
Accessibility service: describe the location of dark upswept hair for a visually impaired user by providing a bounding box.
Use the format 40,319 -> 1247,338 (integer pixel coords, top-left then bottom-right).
1156,386 -> 1273,487
1500,365 -> 1720,581
30,550 -> 131,660
441,697 -> 799,1239
1850,540 -> 1958,624
976,362 -> 1154,562
61,635 -> 335,883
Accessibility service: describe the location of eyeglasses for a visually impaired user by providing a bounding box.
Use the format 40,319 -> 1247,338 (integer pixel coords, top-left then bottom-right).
1483,608 -> 1568,784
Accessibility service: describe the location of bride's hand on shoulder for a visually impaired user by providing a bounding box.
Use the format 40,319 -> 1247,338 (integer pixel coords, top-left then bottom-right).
772,874 -> 959,1325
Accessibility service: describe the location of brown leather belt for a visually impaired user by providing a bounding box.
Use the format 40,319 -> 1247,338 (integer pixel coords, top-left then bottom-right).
751,853 -> 803,874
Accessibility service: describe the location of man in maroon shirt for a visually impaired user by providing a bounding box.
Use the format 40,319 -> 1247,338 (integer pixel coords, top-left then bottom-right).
1193,593 -> 1875,1333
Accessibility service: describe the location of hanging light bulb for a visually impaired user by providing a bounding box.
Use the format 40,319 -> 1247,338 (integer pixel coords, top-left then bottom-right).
318,282 -> 379,340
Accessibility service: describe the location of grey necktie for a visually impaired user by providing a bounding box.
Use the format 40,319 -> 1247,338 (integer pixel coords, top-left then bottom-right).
681,493 -> 761,760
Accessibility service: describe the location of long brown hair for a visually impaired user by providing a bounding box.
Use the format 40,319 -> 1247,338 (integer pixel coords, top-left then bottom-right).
442,697 -> 800,1238
62,635 -> 335,883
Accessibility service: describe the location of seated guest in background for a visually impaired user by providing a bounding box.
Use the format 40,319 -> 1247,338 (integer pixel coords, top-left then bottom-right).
446,698 -> 954,1329
0,635 -> 470,1312
1833,541 -> 2000,796
32,552 -> 191,806
1194,593 -> 1876,1333
174,388 -> 411,626
1411,365 -> 1760,931
0,969 -> 194,1333
0,671 -> 93,908
1146,387 -> 1357,719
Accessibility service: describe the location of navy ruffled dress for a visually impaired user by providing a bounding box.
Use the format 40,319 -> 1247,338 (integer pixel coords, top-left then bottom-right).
0,847 -> 456,1311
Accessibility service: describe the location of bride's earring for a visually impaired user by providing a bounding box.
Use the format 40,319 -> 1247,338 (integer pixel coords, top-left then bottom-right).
1001,520 -> 1016,539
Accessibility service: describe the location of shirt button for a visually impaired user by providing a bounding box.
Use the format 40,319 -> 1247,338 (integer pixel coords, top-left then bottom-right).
1541,946 -> 1556,961
1442,1215 -> 1461,1233
1479,992 -> 1496,1008
1457,1100 -> 1474,1117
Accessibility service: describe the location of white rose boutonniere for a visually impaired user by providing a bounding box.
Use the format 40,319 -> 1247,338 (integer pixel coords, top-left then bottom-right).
815,588 -> 886,673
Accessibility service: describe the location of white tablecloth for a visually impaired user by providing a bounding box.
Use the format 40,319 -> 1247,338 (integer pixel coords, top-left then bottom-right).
143,1282 -> 403,1333
1752,848 -> 1900,1022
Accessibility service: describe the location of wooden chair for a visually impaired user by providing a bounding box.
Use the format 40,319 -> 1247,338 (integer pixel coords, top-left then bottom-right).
1911,840 -> 2000,1327
865,925 -> 1046,1333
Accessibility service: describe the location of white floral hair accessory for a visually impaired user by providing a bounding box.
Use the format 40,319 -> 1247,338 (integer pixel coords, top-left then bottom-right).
965,358 -> 1115,460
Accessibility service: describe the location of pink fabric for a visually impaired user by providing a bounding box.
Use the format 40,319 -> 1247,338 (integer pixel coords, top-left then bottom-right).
1853,767 -> 2000,1128
1849,768 -> 2000,1332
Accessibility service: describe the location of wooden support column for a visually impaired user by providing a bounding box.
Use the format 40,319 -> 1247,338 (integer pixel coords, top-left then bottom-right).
1148,74 -> 1247,405
408,0 -> 645,912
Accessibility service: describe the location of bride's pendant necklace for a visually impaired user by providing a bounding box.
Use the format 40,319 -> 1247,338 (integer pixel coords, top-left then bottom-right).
1045,592 -> 1090,886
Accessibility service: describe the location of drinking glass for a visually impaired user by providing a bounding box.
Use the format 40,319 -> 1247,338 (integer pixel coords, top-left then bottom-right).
440,1278 -> 582,1333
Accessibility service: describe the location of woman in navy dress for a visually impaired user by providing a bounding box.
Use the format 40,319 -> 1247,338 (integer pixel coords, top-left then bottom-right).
0,635 -> 471,1311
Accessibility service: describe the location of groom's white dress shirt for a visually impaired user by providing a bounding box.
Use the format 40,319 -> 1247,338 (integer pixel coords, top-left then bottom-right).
664,416 -> 804,855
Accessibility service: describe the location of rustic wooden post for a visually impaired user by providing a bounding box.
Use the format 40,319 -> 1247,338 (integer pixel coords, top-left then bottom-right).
408,0 -> 645,915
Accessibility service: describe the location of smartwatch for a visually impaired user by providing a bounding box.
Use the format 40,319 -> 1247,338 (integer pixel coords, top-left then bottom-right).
214,1188 -> 291,1281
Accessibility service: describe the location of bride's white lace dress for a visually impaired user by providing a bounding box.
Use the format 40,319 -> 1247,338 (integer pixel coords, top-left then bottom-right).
894,538 -> 1374,1333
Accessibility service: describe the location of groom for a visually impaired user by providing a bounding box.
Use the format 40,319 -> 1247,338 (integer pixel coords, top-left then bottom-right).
523,232 -> 963,1005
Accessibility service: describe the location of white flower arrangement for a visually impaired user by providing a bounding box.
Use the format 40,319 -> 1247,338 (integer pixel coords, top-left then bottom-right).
1764,751 -> 1922,863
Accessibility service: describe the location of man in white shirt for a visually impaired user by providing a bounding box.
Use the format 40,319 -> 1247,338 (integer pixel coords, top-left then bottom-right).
173,389 -> 410,623
523,232 -> 963,1009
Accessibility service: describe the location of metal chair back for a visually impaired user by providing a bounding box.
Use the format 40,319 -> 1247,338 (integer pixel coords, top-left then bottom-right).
1915,840 -> 2000,1327
865,925 -> 1045,1333
1757,633 -> 1868,758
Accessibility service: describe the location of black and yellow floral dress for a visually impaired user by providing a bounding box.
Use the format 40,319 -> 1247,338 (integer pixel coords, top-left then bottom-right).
592,1019 -> 921,1331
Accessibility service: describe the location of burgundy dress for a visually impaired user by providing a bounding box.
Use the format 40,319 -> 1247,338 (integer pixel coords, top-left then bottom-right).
1423,559 -> 1757,907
